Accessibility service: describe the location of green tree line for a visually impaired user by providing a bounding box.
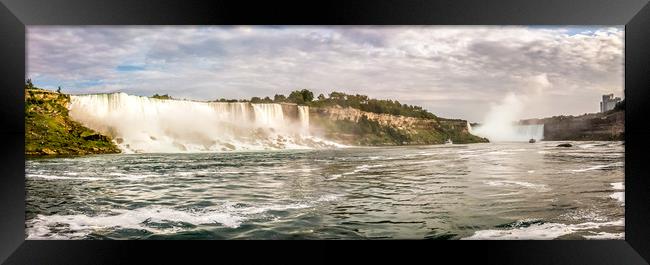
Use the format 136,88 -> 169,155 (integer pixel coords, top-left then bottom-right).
214,89 -> 437,120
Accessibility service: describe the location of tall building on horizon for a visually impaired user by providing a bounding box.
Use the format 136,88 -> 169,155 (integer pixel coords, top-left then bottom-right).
600,94 -> 621,113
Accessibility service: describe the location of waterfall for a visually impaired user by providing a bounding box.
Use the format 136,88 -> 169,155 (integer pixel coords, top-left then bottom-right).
298,106 -> 309,131
209,102 -> 252,122
67,92 -> 331,153
252,104 -> 285,128
514,124 -> 544,141
472,122 -> 544,142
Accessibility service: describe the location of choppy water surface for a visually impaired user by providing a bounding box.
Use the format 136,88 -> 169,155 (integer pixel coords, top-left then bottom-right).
26,141 -> 624,240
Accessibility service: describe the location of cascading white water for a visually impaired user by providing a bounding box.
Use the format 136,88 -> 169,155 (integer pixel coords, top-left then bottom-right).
515,124 -> 544,141
252,104 -> 285,128
67,92 -> 339,153
473,123 -> 544,142
209,102 -> 252,122
297,106 -> 309,131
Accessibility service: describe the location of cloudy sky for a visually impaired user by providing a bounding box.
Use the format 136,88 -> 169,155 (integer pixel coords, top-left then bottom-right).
27,26 -> 623,122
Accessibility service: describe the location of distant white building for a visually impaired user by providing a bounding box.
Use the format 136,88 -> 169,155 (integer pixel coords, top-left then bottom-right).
600,94 -> 621,113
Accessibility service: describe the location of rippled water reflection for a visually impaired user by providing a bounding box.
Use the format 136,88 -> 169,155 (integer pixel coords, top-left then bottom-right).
26,141 -> 624,240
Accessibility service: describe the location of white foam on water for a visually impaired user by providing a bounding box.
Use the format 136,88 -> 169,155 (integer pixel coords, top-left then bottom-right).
26,206 -> 245,239
611,182 -> 624,190
485,191 -> 522,197
27,172 -> 159,182
485,180 -> 549,192
609,192 -> 625,204
405,159 -> 443,165
26,194 -> 344,239
27,174 -> 109,181
609,181 -> 625,204
325,174 -> 343,181
583,232 -> 625,240
570,162 -> 624,172
560,209 -> 609,222
356,164 -> 384,170
577,143 -> 598,149
462,219 -> 624,240
327,164 -> 385,177
316,194 -> 343,202
486,151 -> 515,155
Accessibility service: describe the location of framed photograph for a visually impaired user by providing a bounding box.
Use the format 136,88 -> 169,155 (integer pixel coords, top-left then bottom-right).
1,0 -> 649,264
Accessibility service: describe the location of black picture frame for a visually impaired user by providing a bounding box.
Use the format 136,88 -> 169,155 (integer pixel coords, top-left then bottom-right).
1,0 -> 649,264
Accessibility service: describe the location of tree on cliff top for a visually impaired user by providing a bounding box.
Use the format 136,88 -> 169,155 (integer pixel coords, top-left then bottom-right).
274,94 -> 287,102
287,89 -> 314,105
307,90 -> 437,120
152,94 -> 172,100
613,99 -> 625,111
25,79 -> 34,90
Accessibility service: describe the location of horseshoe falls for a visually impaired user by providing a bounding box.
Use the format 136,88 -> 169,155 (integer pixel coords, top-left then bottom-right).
68,93 -> 331,153
472,123 -> 544,142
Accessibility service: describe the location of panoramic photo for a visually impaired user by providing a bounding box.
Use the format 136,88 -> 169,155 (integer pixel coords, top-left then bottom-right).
25,26 -> 624,240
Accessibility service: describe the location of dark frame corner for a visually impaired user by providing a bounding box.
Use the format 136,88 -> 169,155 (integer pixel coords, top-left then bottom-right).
1,0 -> 649,264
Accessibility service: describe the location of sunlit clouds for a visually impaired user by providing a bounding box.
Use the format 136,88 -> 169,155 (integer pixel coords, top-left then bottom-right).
27,26 -> 623,121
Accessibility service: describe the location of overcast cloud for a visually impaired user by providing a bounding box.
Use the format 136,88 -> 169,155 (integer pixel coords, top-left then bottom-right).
27,26 -> 623,122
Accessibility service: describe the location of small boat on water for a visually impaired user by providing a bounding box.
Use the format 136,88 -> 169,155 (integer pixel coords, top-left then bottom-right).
445,139 -> 453,145
529,139 -> 536,143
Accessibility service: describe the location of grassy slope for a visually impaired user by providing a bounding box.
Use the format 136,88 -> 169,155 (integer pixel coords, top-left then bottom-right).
25,88 -> 121,156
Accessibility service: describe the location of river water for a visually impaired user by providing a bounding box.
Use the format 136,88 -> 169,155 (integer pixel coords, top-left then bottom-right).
25,141 -> 624,240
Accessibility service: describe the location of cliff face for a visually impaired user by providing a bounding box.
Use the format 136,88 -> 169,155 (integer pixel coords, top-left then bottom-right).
25,89 -> 121,156
310,106 -> 488,145
520,110 -> 624,141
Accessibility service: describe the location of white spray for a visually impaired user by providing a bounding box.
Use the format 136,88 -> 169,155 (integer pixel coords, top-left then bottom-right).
472,93 -> 544,142
67,92 -> 337,153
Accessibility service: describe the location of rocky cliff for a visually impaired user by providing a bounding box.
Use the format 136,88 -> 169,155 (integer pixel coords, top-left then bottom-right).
519,109 -> 624,141
25,89 -> 121,156
310,106 -> 488,145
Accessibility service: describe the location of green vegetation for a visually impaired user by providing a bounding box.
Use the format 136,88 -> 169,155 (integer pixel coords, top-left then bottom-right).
312,113 -> 488,146
213,89 -> 438,119
308,91 -> 437,119
287,89 -> 314,105
613,99 -> 625,112
24,79 -> 485,152
311,114 -> 408,145
25,78 -> 35,90
206,88 -> 486,145
25,83 -> 120,156
151,93 -> 173,100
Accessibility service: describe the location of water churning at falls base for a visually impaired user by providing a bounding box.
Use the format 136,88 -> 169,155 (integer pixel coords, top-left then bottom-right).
469,93 -> 545,142
68,93 -> 336,153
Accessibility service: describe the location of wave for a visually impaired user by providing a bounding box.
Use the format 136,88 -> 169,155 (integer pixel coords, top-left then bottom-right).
27,174 -> 109,181
462,219 -> 624,240
570,162 -> 624,172
609,192 -> 625,204
610,182 -> 624,190
485,180 -> 549,192
583,232 -> 625,240
26,194 -> 343,239
27,173 -> 157,182
324,164 -> 385,180
355,164 -> 385,170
